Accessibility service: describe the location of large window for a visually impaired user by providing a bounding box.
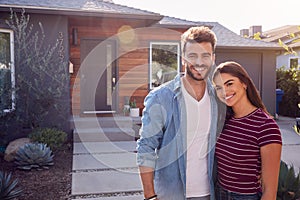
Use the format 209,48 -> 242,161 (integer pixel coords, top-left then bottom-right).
150,42 -> 180,89
0,29 -> 15,113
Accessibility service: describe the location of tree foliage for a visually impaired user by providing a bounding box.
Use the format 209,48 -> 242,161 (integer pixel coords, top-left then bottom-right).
276,26 -> 300,117
4,9 -> 69,129
277,66 -> 300,117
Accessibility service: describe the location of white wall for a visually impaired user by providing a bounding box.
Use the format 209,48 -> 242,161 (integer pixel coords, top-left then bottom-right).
276,49 -> 300,69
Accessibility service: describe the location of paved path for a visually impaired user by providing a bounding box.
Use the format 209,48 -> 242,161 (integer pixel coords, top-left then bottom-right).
72,141 -> 143,200
277,116 -> 300,173
70,116 -> 300,200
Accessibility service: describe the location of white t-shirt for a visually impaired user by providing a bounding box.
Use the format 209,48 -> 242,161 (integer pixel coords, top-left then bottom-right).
182,82 -> 211,198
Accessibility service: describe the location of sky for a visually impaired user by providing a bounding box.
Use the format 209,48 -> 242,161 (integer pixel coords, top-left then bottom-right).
113,0 -> 300,34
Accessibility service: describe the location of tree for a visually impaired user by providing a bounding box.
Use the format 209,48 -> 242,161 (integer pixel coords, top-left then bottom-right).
4,9 -> 69,130
276,26 -> 300,117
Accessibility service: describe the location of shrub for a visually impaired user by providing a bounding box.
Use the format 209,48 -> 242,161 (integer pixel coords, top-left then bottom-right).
276,67 -> 300,117
28,127 -> 67,151
5,9 -> 69,130
0,171 -> 23,199
14,143 -> 54,170
277,160 -> 300,200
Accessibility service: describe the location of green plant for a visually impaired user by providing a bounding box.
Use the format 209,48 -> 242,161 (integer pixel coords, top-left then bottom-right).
277,160 -> 300,200
277,67 -> 300,117
5,9 -> 69,129
293,125 -> 300,135
130,99 -> 137,108
28,128 -> 67,151
0,131 -> 7,146
0,171 -> 23,199
14,143 -> 54,170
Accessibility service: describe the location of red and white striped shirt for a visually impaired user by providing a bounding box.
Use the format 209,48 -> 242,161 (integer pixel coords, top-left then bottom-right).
215,108 -> 282,194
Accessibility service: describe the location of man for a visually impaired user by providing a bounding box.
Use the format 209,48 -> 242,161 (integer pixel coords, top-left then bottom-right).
136,26 -> 225,200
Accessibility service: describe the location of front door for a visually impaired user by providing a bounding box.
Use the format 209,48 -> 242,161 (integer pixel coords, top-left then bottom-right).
80,39 -> 117,114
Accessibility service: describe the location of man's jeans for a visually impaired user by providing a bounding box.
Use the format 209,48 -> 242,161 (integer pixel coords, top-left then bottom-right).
216,183 -> 261,200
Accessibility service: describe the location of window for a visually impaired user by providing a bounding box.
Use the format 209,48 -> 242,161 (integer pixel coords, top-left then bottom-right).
289,57 -> 299,69
0,29 -> 15,113
149,42 -> 180,89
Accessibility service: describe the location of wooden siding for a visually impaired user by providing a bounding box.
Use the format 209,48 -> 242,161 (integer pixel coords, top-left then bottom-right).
69,17 -> 184,115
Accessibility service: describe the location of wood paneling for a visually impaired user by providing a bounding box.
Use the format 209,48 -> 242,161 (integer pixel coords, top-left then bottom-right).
69,17 -> 184,115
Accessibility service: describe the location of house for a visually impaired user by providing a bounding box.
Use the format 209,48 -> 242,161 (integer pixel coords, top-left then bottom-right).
0,0 -> 280,138
262,25 -> 300,69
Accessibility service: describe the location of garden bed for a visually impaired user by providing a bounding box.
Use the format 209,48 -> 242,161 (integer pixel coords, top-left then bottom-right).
0,143 -> 72,200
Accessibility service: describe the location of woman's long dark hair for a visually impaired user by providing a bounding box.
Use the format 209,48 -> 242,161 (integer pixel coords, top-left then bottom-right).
213,61 -> 269,119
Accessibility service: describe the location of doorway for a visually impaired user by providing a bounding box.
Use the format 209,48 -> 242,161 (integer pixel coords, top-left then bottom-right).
80,39 -> 117,114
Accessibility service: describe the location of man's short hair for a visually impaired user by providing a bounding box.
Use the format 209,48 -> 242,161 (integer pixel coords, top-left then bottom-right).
181,26 -> 217,54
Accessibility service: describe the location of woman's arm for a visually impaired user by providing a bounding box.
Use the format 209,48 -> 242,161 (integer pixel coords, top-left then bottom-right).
260,143 -> 282,200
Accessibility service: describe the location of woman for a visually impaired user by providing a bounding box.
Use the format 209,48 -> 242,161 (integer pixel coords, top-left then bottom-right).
212,61 -> 282,200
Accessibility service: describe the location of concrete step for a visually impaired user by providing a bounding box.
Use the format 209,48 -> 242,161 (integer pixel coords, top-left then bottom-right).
74,128 -> 136,142
73,141 -> 137,154
73,152 -> 137,171
71,170 -> 142,196
71,116 -> 134,129
73,194 -> 144,200
74,127 -> 135,134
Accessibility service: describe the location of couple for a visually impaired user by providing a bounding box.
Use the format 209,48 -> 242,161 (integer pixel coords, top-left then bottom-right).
136,26 -> 282,200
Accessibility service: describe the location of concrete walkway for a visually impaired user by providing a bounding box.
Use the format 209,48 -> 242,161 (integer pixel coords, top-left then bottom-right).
71,116 -> 143,200
72,140 -> 144,200
277,116 -> 300,173
70,115 -> 300,200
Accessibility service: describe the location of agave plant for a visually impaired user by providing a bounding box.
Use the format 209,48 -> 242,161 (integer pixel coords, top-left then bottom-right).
14,143 -> 54,170
0,171 -> 23,199
277,160 -> 300,200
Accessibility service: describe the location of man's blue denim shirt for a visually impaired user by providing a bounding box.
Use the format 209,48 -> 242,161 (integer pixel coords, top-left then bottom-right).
137,75 -> 225,200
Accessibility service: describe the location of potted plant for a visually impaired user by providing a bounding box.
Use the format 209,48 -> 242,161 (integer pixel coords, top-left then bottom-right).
129,99 -> 140,117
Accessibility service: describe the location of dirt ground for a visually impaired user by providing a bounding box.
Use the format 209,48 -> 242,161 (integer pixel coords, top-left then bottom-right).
0,143 -> 72,200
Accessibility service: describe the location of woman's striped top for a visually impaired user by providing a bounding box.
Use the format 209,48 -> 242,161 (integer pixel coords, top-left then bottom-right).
215,108 -> 282,194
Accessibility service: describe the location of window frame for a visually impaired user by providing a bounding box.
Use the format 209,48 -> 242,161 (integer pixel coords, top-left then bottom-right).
149,41 -> 180,90
289,57 -> 299,69
0,28 -> 15,113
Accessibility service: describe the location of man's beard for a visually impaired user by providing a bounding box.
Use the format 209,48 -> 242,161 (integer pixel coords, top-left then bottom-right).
186,64 -> 212,81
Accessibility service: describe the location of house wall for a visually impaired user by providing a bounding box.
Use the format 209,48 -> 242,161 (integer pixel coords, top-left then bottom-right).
261,51 -> 277,115
216,49 -> 277,115
117,27 -> 184,115
38,20 -> 279,127
0,12 -> 71,140
68,17 -> 278,116
276,49 -> 300,68
31,14 -> 71,133
69,17 -> 184,115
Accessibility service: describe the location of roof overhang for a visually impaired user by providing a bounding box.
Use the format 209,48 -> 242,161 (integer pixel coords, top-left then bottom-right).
217,46 -> 281,51
153,24 -> 213,30
0,5 -> 163,24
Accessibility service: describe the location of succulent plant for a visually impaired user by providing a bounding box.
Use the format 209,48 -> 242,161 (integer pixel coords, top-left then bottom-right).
14,143 -> 54,170
277,160 -> 300,200
0,171 -> 23,199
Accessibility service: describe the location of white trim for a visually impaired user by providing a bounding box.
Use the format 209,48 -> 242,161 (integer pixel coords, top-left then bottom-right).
83,110 -> 116,114
149,42 -> 180,90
